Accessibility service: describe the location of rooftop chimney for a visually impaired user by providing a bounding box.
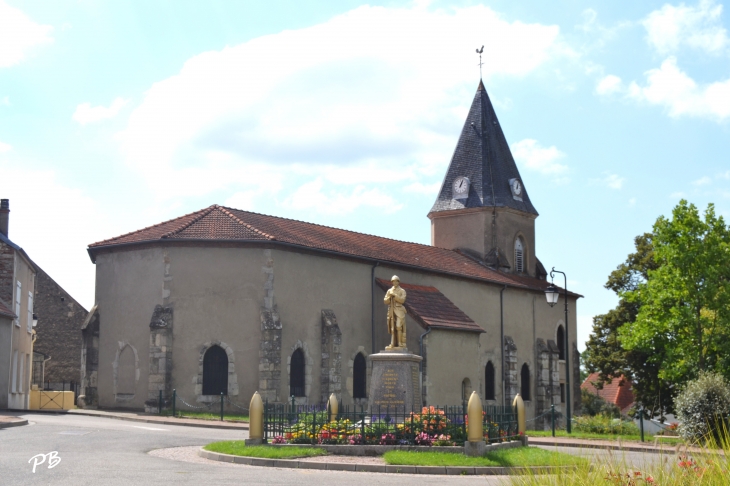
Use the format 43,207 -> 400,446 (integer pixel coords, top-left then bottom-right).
0,199 -> 8,237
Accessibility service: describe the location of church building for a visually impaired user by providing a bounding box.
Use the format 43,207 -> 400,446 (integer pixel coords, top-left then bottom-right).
82,81 -> 580,427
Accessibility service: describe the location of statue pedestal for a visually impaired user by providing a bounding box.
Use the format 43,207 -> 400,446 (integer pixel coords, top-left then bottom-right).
368,349 -> 423,414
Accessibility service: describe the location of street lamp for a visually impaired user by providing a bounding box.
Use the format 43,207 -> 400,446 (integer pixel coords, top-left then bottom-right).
544,268 -> 572,433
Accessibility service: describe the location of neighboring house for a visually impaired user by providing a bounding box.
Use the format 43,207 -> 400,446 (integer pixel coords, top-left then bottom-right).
32,267 -> 88,389
82,80 -> 582,429
0,199 -> 38,410
581,372 -> 636,414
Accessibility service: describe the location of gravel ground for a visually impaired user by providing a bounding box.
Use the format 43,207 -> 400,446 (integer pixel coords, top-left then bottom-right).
148,446 -> 238,467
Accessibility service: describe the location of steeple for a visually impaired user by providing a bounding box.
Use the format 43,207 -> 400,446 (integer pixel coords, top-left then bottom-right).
429,80 -> 538,216
428,80 -> 540,277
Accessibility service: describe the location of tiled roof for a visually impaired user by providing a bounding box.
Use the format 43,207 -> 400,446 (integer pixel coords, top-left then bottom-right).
430,80 -> 538,216
0,298 -> 15,319
376,279 -> 484,333
581,372 -> 635,413
88,204 -> 563,293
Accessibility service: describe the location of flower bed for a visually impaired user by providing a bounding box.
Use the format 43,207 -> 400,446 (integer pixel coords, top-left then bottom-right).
264,404 -> 520,447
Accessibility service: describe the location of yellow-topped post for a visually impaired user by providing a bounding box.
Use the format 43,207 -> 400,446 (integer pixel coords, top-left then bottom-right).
246,391 -> 263,445
467,391 -> 483,441
464,391 -> 485,456
328,393 -> 338,421
513,393 -> 526,441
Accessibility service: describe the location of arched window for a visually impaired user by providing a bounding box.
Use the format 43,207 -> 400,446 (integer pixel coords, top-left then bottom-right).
290,348 -> 305,397
462,378 -> 472,402
557,325 -> 566,360
203,345 -> 228,395
485,361 -> 495,400
520,363 -> 531,401
353,353 -> 367,399
514,238 -> 524,273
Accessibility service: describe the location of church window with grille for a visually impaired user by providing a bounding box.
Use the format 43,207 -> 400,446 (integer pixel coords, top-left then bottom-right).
203,345 -> 228,395
514,238 -> 524,273
290,348 -> 305,397
485,361 -> 496,400
520,363 -> 531,401
557,325 -> 566,360
353,353 -> 367,399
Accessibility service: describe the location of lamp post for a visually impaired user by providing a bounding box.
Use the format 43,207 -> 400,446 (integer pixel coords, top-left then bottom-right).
544,268 -> 571,433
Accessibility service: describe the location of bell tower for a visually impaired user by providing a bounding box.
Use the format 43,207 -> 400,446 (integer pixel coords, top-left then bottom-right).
428,80 -> 542,277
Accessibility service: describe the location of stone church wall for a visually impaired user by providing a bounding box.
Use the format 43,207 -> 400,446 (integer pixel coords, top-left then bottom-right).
92,242 -> 579,415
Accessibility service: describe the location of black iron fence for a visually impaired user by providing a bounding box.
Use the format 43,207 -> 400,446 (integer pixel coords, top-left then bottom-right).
263,401 -> 519,445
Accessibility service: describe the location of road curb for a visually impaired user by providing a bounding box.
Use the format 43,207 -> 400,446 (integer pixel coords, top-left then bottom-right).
19,409 -> 249,431
197,447 -> 579,475
528,438 -> 702,455
0,418 -> 28,429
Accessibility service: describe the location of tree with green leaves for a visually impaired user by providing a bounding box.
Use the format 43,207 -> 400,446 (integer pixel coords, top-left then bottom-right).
584,232 -> 672,417
620,201 -> 730,386
584,200 -> 730,418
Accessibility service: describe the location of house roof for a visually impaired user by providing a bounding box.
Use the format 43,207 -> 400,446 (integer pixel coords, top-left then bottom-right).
581,372 -> 636,413
88,204 -> 578,296
429,80 -> 538,216
0,232 -> 38,273
375,279 -> 484,333
0,297 -> 16,320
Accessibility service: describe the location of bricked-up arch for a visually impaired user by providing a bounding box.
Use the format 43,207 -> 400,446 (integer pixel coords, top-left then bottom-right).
521,363 -> 531,401
485,361 -> 496,400
557,325 -> 565,360
290,348 -> 306,397
112,341 -> 139,402
353,353 -> 367,399
203,345 -> 228,396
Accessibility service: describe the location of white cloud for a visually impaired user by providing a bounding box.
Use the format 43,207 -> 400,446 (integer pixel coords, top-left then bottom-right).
0,1 -> 53,68
0,96 -> 9,106
643,0 -> 729,55
628,57 -> 730,121
115,4 -> 571,207
73,97 -> 129,125
0,162 -> 111,308
281,178 -> 402,216
0,141 -> 11,153
693,176 -> 712,185
718,170 -> 730,179
596,74 -> 623,95
628,197 -> 637,206
404,181 -> 442,196
598,172 -> 625,189
511,139 -> 568,175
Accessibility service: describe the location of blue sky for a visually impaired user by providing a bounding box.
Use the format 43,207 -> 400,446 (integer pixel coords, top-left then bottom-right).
2,0 -> 730,350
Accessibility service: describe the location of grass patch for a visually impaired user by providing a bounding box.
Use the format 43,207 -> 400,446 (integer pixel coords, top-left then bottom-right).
203,441 -> 326,459
383,447 -> 587,467
162,411 -> 249,422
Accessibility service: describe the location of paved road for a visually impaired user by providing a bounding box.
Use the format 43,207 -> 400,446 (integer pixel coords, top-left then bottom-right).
1,412 -> 510,485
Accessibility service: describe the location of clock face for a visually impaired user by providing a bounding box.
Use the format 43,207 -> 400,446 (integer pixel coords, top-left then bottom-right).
512,179 -> 522,195
453,176 -> 469,195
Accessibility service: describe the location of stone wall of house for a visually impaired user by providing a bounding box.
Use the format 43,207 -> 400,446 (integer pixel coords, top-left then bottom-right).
33,268 -> 88,384
0,241 -> 14,305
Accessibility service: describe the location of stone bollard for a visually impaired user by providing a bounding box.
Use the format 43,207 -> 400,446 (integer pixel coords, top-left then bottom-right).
328,393 -> 338,421
512,393 -> 527,445
464,391 -> 485,456
245,391 -> 264,445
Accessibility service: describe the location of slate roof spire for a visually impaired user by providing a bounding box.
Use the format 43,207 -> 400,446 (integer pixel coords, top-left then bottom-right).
429,81 -> 538,216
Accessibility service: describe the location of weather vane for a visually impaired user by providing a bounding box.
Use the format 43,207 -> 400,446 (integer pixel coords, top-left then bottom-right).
476,45 -> 484,79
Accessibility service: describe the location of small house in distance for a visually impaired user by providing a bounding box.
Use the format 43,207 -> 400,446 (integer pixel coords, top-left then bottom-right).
581,372 -> 636,415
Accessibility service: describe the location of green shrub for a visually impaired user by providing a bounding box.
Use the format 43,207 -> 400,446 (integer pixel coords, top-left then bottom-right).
580,388 -> 621,418
573,413 -> 639,435
674,372 -> 730,443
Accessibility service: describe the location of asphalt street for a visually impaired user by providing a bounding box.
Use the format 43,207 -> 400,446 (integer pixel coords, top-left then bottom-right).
0,412 -> 671,485
0,412 -> 510,485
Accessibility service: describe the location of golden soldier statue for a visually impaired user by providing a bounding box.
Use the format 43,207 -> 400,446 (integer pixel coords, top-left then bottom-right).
384,275 -> 407,349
